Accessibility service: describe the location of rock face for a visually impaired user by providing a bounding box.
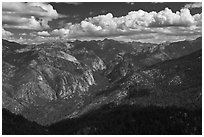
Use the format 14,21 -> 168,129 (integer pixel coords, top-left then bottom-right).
2,39 -> 108,125
2,37 -> 202,126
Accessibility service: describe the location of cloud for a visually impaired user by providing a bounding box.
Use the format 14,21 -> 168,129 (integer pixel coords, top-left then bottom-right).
2,29 -> 33,44
3,15 -> 43,30
50,7 -> 201,42
124,8 -> 198,28
184,2 -> 202,9
2,28 -> 13,39
3,4 -> 201,44
37,31 -> 50,36
32,36 -> 60,44
7,35 -> 61,45
64,2 -> 83,5
51,28 -> 70,36
2,2 -> 64,30
126,2 -> 135,5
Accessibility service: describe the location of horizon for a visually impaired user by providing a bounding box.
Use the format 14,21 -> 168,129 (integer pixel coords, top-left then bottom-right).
2,35 -> 202,46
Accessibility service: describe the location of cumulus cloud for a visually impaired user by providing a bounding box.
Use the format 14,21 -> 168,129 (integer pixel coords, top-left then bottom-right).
2,2 -> 64,30
121,8 -> 198,28
51,28 -> 70,36
2,28 -> 13,39
50,7 -> 201,42
37,31 -> 50,36
3,4 -> 201,44
184,2 -> 202,9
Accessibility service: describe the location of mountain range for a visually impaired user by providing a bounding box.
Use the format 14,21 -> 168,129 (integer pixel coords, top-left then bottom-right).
2,37 -> 202,134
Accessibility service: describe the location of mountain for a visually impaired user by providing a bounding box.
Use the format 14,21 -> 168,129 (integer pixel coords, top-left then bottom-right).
2,39 -> 108,125
2,37 -> 202,134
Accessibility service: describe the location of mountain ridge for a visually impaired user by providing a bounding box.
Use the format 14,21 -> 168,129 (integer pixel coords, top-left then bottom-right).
2,36 -> 202,126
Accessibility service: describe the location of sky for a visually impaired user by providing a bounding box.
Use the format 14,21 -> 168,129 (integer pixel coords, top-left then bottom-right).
2,2 -> 202,44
